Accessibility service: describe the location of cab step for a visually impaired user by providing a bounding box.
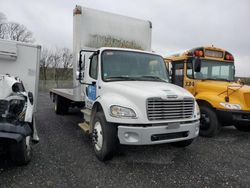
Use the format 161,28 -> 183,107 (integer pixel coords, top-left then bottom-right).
81,108 -> 91,122
79,122 -> 90,134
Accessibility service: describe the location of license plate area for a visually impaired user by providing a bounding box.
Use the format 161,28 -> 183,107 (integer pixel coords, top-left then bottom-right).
166,123 -> 180,129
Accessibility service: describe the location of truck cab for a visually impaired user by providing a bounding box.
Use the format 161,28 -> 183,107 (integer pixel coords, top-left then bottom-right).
78,47 -> 200,160
165,46 -> 250,137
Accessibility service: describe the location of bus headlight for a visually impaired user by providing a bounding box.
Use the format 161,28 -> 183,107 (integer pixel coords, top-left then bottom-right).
220,103 -> 241,110
110,105 -> 137,118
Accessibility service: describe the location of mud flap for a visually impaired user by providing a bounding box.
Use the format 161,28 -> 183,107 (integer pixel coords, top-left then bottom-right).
31,116 -> 39,143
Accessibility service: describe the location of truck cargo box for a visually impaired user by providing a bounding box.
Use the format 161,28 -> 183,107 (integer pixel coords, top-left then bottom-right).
0,39 -> 41,111
50,6 -> 153,102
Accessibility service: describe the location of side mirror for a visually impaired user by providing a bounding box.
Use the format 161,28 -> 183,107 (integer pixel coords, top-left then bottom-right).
78,53 -> 85,81
28,92 -> 34,105
79,54 -> 82,71
194,57 -> 201,72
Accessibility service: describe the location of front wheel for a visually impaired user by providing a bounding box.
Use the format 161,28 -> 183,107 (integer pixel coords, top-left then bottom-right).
92,112 -> 118,161
199,105 -> 221,137
171,139 -> 194,147
234,125 -> 250,132
10,136 -> 32,165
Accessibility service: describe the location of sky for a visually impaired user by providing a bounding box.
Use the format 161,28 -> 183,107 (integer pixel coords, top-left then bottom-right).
1,0 -> 250,77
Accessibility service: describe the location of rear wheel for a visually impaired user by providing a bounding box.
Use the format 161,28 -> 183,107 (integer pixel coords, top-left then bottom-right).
10,136 -> 32,165
171,139 -> 194,147
92,112 -> 118,161
199,105 -> 221,137
55,95 -> 69,115
234,125 -> 250,132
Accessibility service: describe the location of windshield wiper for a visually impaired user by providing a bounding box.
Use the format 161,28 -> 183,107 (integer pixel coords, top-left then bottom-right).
105,76 -> 137,81
138,75 -> 167,82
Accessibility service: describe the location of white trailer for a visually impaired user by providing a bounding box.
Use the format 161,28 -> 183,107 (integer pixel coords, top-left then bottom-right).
50,6 -> 200,161
0,39 -> 40,165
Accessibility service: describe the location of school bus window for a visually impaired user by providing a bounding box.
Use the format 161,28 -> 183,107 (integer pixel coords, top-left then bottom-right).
186,62 -> 193,78
212,66 -> 220,77
194,66 -> 208,79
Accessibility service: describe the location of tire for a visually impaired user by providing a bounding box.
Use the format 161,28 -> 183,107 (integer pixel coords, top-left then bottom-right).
199,105 -> 221,137
234,125 -> 250,132
171,139 -> 194,147
10,136 -> 32,165
55,95 -> 69,115
92,112 -> 118,161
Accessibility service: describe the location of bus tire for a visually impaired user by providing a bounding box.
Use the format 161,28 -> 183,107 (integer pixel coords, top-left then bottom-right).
199,105 -> 221,137
92,112 -> 118,161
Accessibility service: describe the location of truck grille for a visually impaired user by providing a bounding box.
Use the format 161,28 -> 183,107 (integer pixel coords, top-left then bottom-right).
0,100 -> 8,115
147,98 -> 194,121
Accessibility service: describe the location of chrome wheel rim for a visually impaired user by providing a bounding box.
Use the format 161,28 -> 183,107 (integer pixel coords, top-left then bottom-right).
94,121 -> 103,151
200,113 -> 210,130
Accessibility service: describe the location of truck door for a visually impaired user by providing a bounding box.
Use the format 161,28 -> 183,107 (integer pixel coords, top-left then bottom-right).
85,54 -> 98,109
185,60 -> 196,95
171,61 -> 184,87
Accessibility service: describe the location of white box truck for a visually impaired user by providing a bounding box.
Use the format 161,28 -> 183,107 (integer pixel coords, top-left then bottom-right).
0,39 -> 40,165
50,6 -> 200,161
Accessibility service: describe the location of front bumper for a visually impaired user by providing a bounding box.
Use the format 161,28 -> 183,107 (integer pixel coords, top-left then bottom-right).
117,120 -> 200,145
0,122 -> 32,142
216,109 -> 250,126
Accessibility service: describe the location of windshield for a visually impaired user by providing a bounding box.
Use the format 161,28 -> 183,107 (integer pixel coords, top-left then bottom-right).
101,50 -> 169,82
194,59 -> 235,81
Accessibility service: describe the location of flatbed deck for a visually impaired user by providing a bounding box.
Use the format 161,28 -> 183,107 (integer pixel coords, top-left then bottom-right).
50,88 -> 81,102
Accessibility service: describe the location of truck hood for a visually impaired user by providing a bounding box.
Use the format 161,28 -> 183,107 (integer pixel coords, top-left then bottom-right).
196,80 -> 250,110
100,81 -> 197,124
196,80 -> 250,94
103,81 -> 193,100
0,75 -> 17,99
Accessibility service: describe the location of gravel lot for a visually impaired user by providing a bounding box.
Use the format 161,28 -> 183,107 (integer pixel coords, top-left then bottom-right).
1,92 -> 250,188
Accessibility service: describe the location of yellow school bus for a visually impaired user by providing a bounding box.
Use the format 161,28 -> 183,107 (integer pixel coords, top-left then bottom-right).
165,46 -> 250,137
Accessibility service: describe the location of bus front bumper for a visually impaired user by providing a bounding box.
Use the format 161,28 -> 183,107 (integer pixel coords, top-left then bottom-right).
216,109 -> 250,126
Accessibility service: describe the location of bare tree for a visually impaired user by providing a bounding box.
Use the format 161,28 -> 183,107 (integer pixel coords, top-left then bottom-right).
50,48 -> 62,87
60,48 -> 73,80
5,22 -> 35,43
40,48 -> 54,81
0,12 -> 7,39
0,12 -> 34,43
40,47 -> 73,84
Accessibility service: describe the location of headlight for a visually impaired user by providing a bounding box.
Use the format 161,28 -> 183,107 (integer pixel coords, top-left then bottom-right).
110,105 -> 137,118
194,102 -> 200,119
220,103 -> 241,110
195,102 -> 200,116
